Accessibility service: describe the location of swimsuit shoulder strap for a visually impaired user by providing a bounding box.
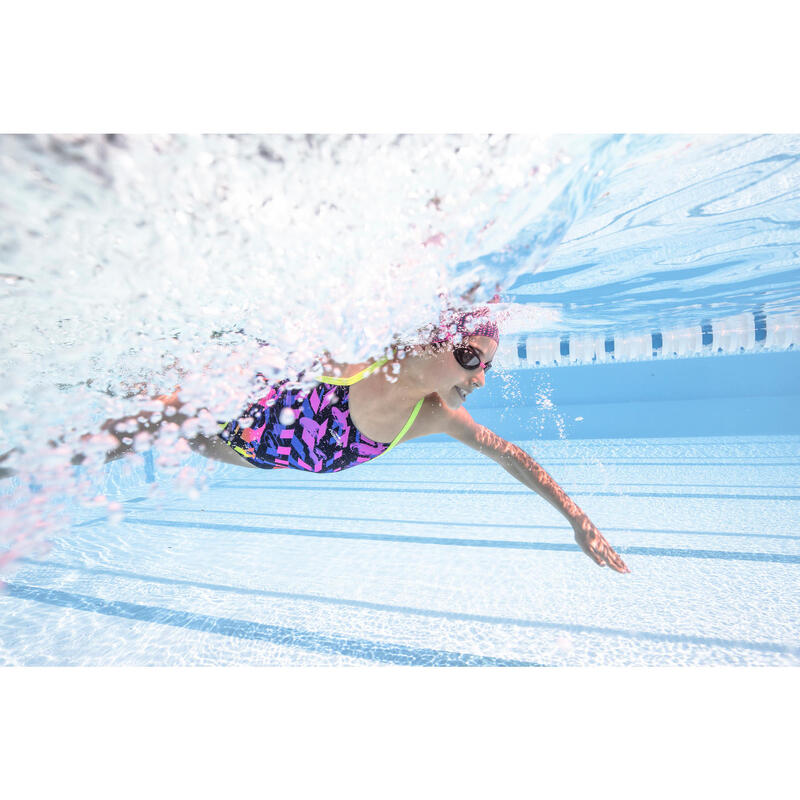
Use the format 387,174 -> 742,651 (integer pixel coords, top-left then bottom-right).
319,356 -> 423,455
383,397 -> 425,455
317,357 -> 388,386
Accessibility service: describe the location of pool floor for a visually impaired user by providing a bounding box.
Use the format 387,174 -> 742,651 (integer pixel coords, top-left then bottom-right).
2,435 -> 799,666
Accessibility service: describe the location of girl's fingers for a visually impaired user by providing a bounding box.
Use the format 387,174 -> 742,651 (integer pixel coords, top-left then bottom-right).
578,530 -> 629,572
611,554 -> 630,573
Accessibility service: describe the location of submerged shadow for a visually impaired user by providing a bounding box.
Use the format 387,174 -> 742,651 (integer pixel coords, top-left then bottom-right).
384,459 -> 800,468
14,560 -> 800,659
115,517 -> 800,564
210,481 -> 800,502
224,476 -> 800,492
179,507 -> 800,542
5,582 -> 541,667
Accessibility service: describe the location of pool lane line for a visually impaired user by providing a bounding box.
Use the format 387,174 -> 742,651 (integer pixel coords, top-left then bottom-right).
179,508 -> 800,542
16,558 -> 800,659
261,476 -> 800,490
113,518 -> 800,564
381,460 -> 800,468
4,582 -> 543,667
214,477 -> 800,491
208,482 -> 800,502
68,510 -> 800,542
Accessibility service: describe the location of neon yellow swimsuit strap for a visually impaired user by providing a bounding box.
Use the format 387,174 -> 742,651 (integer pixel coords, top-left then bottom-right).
317,357 -> 388,386
383,397 -> 425,455
319,356 -> 423,456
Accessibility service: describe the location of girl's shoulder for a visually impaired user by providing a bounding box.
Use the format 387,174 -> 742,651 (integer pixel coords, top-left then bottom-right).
399,393 -> 481,444
317,355 -> 384,382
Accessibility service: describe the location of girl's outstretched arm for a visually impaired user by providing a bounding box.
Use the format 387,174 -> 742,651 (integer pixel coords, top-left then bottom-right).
470,424 -> 629,572
410,399 -> 630,573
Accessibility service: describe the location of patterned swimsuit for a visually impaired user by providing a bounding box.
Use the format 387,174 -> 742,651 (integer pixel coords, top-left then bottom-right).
218,360 -> 424,473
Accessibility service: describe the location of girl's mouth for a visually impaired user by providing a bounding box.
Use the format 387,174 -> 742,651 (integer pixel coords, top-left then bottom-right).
455,386 -> 467,401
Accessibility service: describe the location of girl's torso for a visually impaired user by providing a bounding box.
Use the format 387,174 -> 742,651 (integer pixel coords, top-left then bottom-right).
219,359 -> 424,473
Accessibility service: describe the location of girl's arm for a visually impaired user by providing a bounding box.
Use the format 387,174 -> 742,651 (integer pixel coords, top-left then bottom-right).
407,397 -> 630,573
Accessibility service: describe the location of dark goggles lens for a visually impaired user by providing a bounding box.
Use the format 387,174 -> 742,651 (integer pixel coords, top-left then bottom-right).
453,346 -> 492,372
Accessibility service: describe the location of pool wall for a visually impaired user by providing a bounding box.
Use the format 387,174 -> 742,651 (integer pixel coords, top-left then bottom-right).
465,350 -> 800,440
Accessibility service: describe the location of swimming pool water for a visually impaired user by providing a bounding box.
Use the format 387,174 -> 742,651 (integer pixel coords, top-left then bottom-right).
2,431 -> 798,666
2,134 -> 799,666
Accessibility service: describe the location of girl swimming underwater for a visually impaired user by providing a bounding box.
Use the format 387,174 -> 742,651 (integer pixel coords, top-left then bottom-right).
69,308 -> 629,574
0,308 -> 630,573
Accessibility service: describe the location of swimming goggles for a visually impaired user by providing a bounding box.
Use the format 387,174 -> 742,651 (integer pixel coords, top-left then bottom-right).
453,345 -> 492,372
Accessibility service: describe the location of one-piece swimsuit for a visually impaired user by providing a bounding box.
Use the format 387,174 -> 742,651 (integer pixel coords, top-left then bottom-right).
218,359 -> 424,473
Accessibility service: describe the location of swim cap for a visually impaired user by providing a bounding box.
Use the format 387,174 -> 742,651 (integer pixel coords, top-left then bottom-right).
433,306 -> 500,345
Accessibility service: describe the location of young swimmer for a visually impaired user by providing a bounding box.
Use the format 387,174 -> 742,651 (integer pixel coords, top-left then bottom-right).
4,308 -> 630,573
84,308 -> 629,574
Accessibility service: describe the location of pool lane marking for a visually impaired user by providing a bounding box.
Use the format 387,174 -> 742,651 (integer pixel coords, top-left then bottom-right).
3,582 -> 543,667
170,508 -> 800,542
114,518 -> 800,564
208,482 -> 800,502
382,460 -> 800,468
212,477 -> 800,490
237,478 -> 798,491
13,560 -> 800,659
71,511 -> 800,542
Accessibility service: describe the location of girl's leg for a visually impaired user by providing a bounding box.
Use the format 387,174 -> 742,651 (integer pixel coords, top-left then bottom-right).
78,390 -> 256,469
184,432 -> 258,468
0,447 -> 19,479
71,390 -> 189,465
3,391 -> 257,478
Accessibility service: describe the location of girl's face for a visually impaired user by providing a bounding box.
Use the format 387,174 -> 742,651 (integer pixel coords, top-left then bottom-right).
430,335 -> 498,409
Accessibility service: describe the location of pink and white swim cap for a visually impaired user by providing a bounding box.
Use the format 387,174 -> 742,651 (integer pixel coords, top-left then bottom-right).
433,306 -> 500,345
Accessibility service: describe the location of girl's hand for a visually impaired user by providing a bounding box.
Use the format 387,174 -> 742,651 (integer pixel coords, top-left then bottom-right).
572,514 -> 630,573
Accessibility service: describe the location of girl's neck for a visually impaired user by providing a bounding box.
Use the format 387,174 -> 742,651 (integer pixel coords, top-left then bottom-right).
380,349 -> 436,405
322,348 -> 436,405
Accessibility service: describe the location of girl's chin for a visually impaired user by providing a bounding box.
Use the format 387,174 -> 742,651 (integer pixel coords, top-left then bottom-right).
443,387 -> 464,409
